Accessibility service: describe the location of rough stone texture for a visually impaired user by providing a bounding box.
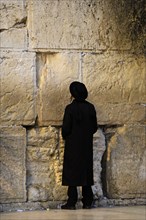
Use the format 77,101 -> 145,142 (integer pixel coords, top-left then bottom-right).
83,53 -> 145,104
0,0 -> 27,50
97,198 -> 146,208
0,0 -> 27,30
92,129 -> 106,198
37,53 -> 79,125
106,125 -> 146,199
82,53 -> 145,124
0,126 -> 26,203
0,28 -> 27,50
95,103 -> 145,125
0,50 -> 36,126
27,127 -> 67,202
27,127 -> 58,149
0,0 -> 145,209
27,0 -> 140,51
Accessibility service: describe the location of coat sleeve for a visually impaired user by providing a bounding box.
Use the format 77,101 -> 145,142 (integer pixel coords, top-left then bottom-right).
62,106 -> 72,140
92,105 -> 98,134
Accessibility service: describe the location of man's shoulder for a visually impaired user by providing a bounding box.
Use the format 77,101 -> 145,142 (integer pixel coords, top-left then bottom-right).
85,100 -> 95,108
64,103 -> 73,111
65,100 -> 95,109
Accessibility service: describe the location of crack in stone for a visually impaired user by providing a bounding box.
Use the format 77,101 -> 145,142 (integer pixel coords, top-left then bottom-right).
22,115 -> 38,129
0,17 -> 27,33
0,29 -> 7,33
12,16 -> 27,28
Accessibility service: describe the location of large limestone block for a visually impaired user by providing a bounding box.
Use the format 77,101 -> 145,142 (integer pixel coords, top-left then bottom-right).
83,53 -> 145,104
37,53 -> 79,125
27,127 -> 67,201
27,127 -> 58,148
0,126 -> 26,203
28,0 -> 133,50
0,0 -> 27,30
0,50 -> 36,126
27,160 -> 53,201
0,28 -> 27,50
106,125 -> 146,199
96,103 -> 145,125
83,53 -> 145,124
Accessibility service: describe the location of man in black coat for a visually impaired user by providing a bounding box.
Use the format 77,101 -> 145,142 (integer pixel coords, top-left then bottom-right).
61,81 -> 98,210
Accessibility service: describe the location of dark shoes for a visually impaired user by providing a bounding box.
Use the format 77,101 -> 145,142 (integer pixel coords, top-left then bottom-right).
83,205 -> 92,209
61,203 -> 76,210
61,203 -> 93,210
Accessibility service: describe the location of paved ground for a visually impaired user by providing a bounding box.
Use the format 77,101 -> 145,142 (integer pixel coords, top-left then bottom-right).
0,206 -> 145,220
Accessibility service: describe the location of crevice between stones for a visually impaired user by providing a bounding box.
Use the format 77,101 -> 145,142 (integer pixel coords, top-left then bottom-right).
99,124 -> 124,199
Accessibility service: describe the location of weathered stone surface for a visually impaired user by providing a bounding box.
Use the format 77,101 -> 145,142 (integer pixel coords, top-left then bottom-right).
106,125 -> 146,199
0,0 -> 145,208
28,0 -> 136,51
28,186 -> 50,202
92,129 -> 106,198
0,28 -> 27,50
82,52 -> 145,124
0,50 -> 36,126
83,53 -> 145,104
0,0 -> 27,50
37,53 -> 79,125
0,0 -> 27,30
27,127 -> 58,149
27,127 -> 67,201
96,103 -> 145,125
97,198 -> 146,208
0,126 -> 26,203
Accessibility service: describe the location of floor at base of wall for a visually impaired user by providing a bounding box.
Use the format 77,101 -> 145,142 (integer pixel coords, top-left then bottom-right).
0,198 -> 146,213
0,206 -> 146,220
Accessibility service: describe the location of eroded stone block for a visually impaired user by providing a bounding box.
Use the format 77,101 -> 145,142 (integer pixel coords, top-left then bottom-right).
28,0 -> 133,50
0,0 -> 27,30
0,126 -> 26,203
83,53 -> 145,104
27,127 -> 58,148
83,52 -> 145,124
92,129 -> 106,198
0,50 -> 36,126
106,125 -> 146,198
96,103 -> 145,125
0,28 -> 27,50
37,52 -> 79,125
27,126 -> 67,201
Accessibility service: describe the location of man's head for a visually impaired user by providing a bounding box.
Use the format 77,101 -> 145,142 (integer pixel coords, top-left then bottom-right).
69,81 -> 88,101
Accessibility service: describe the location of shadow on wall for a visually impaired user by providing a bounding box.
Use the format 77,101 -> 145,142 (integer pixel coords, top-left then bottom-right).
106,0 -> 145,52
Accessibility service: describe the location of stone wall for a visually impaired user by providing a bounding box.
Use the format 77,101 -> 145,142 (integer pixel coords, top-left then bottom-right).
0,0 -> 145,211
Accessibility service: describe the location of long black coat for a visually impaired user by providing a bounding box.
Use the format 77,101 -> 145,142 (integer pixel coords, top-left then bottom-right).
62,99 -> 97,186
